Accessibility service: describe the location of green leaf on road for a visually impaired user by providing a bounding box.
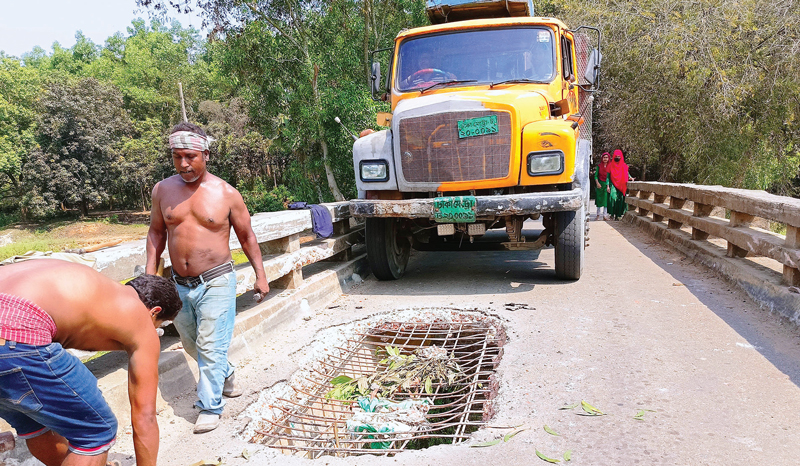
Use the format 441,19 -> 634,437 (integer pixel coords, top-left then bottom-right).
536,450 -> 561,463
471,439 -> 502,448
563,450 -> 572,461
559,402 -> 580,410
543,425 -> 560,436
504,426 -> 527,442
580,400 -> 605,415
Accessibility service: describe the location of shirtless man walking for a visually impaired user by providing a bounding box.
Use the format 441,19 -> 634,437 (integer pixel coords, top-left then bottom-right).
0,259 -> 182,466
146,122 -> 269,433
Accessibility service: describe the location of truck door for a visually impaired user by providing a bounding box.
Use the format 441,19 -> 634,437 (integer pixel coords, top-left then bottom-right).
560,34 -> 579,114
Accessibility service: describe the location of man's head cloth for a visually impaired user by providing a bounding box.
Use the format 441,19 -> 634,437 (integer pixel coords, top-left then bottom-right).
169,131 -> 212,152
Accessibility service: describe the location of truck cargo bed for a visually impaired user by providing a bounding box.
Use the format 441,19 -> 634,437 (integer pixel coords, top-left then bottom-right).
426,0 -> 534,23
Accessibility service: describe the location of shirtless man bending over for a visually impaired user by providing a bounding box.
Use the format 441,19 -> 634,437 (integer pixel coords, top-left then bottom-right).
0,259 -> 182,466
146,122 -> 269,434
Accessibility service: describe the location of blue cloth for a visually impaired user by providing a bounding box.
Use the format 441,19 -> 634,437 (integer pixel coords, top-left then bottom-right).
0,341 -> 118,455
172,270 -> 237,415
288,202 -> 334,238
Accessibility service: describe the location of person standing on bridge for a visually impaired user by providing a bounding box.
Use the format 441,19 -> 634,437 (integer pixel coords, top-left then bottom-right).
0,260 -> 182,466
607,149 -> 634,220
594,152 -> 611,220
146,122 -> 270,434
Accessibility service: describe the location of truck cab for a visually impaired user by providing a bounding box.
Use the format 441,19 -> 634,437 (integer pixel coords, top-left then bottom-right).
350,1 -> 601,280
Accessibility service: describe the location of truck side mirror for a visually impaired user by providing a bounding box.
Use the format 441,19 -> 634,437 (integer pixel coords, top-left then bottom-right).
583,48 -> 602,89
371,62 -> 382,100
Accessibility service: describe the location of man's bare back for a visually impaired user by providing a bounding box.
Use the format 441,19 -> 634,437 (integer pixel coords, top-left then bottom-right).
0,260 -> 155,351
151,173 -> 238,277
0,259 -> 182,466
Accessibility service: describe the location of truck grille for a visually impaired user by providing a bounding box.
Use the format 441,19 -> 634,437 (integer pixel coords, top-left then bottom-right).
398,111 -> 511,183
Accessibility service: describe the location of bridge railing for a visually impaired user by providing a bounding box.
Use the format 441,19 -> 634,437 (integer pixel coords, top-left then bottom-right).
625,182 -> 800,287
90,201 -> 364,293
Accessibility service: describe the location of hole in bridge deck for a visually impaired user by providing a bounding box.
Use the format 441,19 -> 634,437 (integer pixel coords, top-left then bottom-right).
242,310 -> 506,458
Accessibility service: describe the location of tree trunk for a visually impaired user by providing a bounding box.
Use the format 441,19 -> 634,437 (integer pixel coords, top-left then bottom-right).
311,63 -> 345,201
320,139 -> 345,201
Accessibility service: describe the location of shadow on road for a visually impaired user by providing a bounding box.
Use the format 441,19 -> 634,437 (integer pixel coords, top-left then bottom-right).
353,222 -> 575,296
607,218 -> 800,390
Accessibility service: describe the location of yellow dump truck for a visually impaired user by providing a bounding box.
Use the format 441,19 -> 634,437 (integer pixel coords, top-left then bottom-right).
350,0 -> 601,280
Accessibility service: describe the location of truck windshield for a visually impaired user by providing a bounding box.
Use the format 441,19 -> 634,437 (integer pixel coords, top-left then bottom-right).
396,27 -> 556,92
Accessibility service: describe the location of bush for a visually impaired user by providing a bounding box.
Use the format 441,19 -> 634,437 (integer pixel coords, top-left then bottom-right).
0,212 -> 19,228
240,182 -> 294,214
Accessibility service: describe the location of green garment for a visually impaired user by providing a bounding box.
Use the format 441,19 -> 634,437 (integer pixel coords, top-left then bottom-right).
594,171 -> 610,208
608,185 -> 628,219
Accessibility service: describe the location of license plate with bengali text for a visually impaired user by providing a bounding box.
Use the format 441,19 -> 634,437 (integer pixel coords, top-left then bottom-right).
433,196 -> 477,223
457,115 -> 498,139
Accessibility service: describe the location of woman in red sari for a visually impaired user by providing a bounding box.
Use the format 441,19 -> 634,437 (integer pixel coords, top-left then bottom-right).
607,149 -> 633,220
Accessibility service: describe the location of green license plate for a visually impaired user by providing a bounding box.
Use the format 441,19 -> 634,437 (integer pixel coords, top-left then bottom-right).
457,115 -> 498,139
433,196 -> 477,223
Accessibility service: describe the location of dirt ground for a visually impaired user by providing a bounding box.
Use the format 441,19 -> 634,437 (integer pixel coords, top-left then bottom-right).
0,217 -> 149,260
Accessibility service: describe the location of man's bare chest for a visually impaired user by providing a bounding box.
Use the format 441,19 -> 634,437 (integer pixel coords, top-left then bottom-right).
162,197 -> 230,231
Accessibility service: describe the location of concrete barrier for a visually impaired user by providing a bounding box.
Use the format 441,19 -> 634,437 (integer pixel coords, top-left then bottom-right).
624,182 -> 800,325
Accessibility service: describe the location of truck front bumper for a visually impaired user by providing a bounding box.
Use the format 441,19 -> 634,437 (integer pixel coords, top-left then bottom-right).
350,189 -> 585,218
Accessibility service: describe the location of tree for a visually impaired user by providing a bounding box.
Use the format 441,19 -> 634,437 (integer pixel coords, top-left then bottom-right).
558,0 -> 800,195
23,78 -> 132,217
136,0 -> 427,202
0,58 -> 42,209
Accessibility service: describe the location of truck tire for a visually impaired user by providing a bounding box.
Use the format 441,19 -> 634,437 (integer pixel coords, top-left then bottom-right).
554,208 -> 585,280
366,218 -> 410,280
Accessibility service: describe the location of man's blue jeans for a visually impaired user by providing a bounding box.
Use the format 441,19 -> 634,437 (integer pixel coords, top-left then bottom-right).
0,341 -> 117,454
172,271 -> 237,415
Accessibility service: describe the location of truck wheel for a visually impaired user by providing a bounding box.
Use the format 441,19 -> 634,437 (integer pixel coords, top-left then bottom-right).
366,218 -> 410,280
554,208 -> 585,280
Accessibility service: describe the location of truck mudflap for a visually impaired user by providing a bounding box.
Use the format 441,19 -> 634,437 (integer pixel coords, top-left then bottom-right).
350,189 -> 584,218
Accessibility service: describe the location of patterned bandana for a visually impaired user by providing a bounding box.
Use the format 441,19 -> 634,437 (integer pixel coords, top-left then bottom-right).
169,131 -> 213,152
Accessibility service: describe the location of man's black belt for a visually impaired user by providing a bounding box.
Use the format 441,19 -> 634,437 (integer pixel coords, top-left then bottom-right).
172,261 -> 234,288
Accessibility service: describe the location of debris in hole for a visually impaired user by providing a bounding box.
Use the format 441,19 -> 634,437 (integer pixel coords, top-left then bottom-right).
241,308 -> 505,457
326,345 -> 463,400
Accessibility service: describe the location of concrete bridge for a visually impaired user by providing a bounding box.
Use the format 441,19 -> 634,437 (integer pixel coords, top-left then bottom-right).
2,182 -> 800,466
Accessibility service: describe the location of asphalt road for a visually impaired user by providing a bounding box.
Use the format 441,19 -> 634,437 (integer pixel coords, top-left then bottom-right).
110,218 -> 800,466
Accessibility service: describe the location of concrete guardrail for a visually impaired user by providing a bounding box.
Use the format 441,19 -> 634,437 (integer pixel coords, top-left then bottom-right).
625,182 -> 800,323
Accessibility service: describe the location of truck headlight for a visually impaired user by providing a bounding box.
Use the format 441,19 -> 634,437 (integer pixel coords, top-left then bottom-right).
360,160 -> 389,182
527,150 -> 564,176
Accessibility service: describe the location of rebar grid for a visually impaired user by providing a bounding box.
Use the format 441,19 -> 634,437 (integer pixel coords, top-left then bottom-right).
249,321 -> 505,458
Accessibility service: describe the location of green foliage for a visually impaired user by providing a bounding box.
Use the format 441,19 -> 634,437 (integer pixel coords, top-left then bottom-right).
23,77 -> 131,217
0,57 -> 42,210
240,182 -> 293,214
559,0 -> 800,195
0,212 -> 18,228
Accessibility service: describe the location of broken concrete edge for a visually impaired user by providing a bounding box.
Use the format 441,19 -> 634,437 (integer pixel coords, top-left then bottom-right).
623,213 -> 800,326
0,254 -> 369,463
